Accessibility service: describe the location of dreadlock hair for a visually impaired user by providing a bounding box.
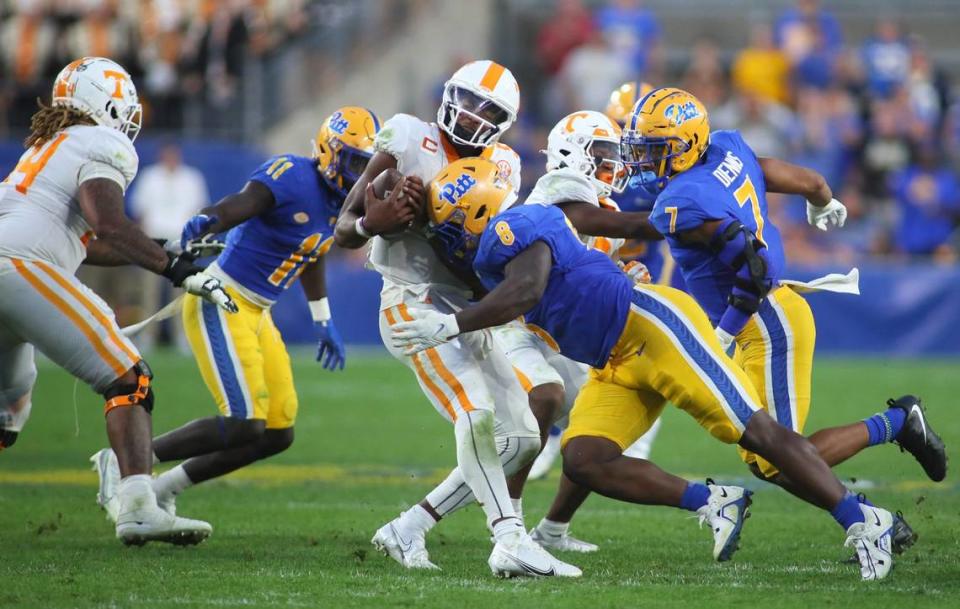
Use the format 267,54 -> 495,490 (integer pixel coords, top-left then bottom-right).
25,98 -> 95,149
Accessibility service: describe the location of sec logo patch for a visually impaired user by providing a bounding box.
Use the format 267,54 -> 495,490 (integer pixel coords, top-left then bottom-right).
496,159 -> 512,179
294,212 -> 310,224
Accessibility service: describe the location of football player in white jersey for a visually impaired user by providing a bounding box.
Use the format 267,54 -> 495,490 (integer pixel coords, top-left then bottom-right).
0,57 -> 236,545
335,60 -> 579,577
509,111 -> 664,552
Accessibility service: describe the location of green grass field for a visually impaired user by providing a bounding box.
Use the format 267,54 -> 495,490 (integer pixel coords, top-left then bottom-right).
3,351 -> 958,608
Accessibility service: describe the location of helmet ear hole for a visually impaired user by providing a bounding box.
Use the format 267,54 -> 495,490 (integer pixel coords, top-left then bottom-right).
474,204 -> 487,219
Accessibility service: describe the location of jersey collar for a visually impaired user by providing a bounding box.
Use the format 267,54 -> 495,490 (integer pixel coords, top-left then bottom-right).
440,131 -> 494,163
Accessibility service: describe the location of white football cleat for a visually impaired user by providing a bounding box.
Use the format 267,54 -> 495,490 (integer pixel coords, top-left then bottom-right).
530,525 -> 598,553
488,532 -> 582,578
528,433 -> 562,481
371,519 -> 439,570
90,448 -> 121,523
845,504 -> 894,581
696,481 -> 753,562
156,491 -> 177,517
115,490 -> 212,547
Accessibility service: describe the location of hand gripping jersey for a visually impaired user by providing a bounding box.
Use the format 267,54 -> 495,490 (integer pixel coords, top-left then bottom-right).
0,125 -> 138,274
473,204 -> 633,368
368,113 -> 521,303
649,130 -> 785,323
215,155 -> 339,304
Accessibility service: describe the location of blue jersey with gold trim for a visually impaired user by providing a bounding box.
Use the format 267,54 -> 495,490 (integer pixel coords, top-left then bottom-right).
473,204 -> 633,368
216,155 -> 340,301
649,130 -> 786,323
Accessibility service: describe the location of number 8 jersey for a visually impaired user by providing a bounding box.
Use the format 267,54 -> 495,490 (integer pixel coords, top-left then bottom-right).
0,125 -> 138,274
214,154 -> 340,304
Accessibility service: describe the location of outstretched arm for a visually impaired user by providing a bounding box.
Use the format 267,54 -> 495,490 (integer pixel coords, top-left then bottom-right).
558,201 -> 663,240
758,157 -> 832,205
389,242 -> 553,354
455,241 -> 552,333
194,180 -> 276,235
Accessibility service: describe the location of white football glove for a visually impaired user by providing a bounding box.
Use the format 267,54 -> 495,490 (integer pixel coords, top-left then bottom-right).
391,308 -> 460,355
182,272 -> 239,314
621,260 -> 652,285
806,198 -> 847,231
715,327 -> 735,354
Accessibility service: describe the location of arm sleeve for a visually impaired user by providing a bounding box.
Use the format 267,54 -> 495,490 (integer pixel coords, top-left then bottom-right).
77,127 -> 139,192
525,168 -> 599,207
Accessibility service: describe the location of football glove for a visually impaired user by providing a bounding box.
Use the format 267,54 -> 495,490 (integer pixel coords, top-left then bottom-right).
315,320 -> 346,371
391,308 -> 459,355
715,326 -> 735,354
180,214 -> 218,250
806,198 -> 847,231
162,253 -> 238,313
184,234 -> 226,258
621,260 -> 652,285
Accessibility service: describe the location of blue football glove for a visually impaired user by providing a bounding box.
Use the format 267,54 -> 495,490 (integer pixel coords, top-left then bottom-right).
315,320 -> 346,371
180,214 -> 218,251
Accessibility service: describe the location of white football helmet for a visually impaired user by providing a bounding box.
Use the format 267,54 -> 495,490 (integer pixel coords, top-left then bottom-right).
545,110 -> 628,198
52,57 -> 142,141
438,60 -> 519,149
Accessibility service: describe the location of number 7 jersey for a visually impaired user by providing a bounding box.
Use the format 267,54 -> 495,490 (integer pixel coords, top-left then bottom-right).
215,154 -> 340,303
648,130 -> 786,324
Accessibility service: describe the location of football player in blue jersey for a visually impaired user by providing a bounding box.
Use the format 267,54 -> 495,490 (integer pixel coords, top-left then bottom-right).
91,107 -> 381,522
620,87 -> 946,560
393,157 -> 908,580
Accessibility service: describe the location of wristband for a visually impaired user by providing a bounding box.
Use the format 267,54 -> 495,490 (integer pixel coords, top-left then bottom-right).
355,217 -> 373,239
309,297 -> 331,323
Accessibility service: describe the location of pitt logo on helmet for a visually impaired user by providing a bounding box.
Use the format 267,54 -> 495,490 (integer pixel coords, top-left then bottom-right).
621,87 -> 710,193
428,157 -> 517,262
313,106 -> 380,199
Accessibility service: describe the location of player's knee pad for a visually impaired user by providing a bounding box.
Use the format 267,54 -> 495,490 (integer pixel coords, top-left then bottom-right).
103,361 -> 154,416
0,428 -> 18,451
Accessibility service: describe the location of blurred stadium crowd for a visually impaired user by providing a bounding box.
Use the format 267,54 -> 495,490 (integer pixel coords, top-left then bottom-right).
498,0 -> 960,265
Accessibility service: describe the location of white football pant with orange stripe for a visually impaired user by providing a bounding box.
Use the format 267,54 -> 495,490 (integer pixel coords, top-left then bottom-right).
0,256 -> 140,434
379,294 -> 540,525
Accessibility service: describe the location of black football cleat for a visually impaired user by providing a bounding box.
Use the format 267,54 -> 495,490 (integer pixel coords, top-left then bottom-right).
888,395 -> 947,482
891,510 -> 918,555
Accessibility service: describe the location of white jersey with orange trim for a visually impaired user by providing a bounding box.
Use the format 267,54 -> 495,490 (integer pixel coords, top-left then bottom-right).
0,124 -> 138,275
368,113 -> 521,308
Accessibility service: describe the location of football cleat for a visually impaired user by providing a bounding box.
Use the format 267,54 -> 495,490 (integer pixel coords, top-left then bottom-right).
530,525 -> 598,553
888,395 -> 947,482
115,488 -> 211,547
528,433 -> 561,481
371,519 -> 439,570
90,448 -> 121,523
696,480 -> 753,562
845,508 -> 917,563
844,504 -> 894,581
156,491 -> 177,518
488,532 -> 582,578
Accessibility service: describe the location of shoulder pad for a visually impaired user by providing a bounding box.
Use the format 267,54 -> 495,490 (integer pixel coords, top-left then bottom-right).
83,126 -> 139,188
374,113 -> 423,159
525,168 -> 599,208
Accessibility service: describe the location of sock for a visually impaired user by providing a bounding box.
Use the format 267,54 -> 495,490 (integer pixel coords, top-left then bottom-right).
831,492 -> 866,530
152,464 -> 194,499
537,518 -> 569,536
491,516 -> 524,542
117,474 -> 155,513
863,408 -> 907,446
510,497 -> 523,523
399,504 -> 437,535
453,410 -> 517,531
424,468 -> 475,518
679,482 -> 711,512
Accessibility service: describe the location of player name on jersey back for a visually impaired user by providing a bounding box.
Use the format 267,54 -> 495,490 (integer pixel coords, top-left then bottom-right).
0,125 -> 138,273
367,113 -> 521,296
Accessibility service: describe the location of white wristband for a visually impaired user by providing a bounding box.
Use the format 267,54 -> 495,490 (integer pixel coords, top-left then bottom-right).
355,217 -> 373,239
309,298 -> 331,323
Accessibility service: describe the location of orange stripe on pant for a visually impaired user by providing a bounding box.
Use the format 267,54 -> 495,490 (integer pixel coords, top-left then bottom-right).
513,366 -> 533,393
398,304 -> 476,414
386,306 -> 458,420
12,259 -> 128,377
32,260 -> 139,364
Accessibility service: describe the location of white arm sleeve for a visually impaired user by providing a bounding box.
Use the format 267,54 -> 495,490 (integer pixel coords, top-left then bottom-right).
77,127 -> 139,192
525,168 -> 599,208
